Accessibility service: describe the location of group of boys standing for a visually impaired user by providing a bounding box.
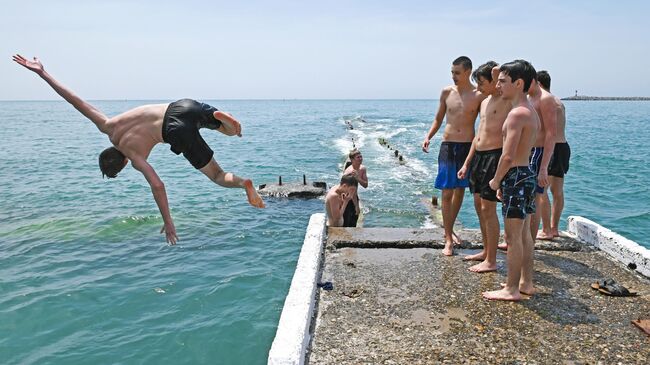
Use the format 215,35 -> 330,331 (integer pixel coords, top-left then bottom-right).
422,56 -> 570,301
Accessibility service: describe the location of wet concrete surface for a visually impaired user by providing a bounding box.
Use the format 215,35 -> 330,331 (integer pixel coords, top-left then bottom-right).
308,228 -> 650,364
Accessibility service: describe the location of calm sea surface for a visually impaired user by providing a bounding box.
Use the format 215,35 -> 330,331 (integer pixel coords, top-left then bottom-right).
1,100 -> 648,364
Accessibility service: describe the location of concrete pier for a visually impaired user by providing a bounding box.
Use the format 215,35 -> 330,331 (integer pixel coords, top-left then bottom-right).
269,215 -> 650,364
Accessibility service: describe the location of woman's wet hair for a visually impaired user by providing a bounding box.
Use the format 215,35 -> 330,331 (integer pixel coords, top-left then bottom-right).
472,60 -> 498,83
499,60 -> 537,92
99,146 -> 126,178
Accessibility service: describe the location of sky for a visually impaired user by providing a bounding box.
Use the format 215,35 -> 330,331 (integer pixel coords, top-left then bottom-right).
2,0 -> 649,100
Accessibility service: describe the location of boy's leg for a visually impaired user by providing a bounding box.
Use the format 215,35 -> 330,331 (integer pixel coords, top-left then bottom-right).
464,194 -> 486,261
441,189 -> 455,255
199,159 -> 265,208
483,217 -> 523,301
549,176 -> 565,236
536,188 -> 553,240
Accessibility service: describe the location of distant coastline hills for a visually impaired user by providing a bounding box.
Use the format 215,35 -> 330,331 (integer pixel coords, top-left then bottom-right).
562,95 -> 650,101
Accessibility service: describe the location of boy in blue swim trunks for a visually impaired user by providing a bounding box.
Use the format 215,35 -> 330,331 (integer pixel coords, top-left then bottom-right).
483,60 -> 540,301
422,56 -> 486,256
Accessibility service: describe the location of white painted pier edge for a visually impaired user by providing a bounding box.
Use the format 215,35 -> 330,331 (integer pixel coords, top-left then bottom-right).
268,213 -> 326,365
567,215 -> 650,278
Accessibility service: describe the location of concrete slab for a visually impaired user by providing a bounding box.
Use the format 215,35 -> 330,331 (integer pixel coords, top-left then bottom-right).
308,231 -> 650,364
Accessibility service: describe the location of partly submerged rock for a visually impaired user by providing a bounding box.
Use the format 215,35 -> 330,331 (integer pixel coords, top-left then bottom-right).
258,181 -> 327,198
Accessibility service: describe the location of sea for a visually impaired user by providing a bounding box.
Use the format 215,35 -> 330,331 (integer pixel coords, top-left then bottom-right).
1,99 -> 649,364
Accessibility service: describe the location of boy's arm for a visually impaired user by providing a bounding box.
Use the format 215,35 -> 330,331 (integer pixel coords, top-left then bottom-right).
489,114 -> 522,190
458,136 -> 478,179
538,97 -> 558,187
422,88 -> 449,153
13,54 -> 109,132
357,167 -> 368,188
130,157 -> 178,244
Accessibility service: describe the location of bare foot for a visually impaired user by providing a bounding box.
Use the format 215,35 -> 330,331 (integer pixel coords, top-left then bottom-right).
244,180 -> 266,208
482,288 -> 521,301
497,242 -> 508,251
452,231 -> 462,246
518,284 -> 537,296
551,228 -> 560,237
463,252 -> 486,261
468,261 -> 497,273
536,231 -> 554,241
442,242 -> 454,256
500,282 -> 536,296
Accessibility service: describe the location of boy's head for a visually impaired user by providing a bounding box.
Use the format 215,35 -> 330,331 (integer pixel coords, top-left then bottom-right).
349,148 -> 362,163
472,60 -> 499,94
451,56 -> 472,85
99,146 -> 127,178
339,173 -> 358,195
537,70 -> 551,91
497,60 -> 537,98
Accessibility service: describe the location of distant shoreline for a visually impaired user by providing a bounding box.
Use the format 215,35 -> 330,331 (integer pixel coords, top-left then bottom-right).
562,96 -> 650,101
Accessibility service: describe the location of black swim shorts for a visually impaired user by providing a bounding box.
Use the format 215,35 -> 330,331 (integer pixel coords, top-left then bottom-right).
469,148 -> 502,202
501,166 -> 536,219
162,99 -> 222,169
342,199 -> 359,227
548,142 -> 571,178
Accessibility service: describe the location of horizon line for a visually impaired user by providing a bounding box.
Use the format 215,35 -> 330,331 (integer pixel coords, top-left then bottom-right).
0,98 -> 441,102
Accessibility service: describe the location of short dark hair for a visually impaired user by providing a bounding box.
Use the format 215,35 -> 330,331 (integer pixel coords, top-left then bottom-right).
472,61 -> 498,83
537,70 -> 551,91
340,174 -> 359,187
499,60 -> 537,93
99,146 -> 126,178
453,56 -> 472,71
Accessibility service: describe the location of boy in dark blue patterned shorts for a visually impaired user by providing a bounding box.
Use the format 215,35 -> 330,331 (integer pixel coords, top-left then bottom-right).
483,60 -> 540,302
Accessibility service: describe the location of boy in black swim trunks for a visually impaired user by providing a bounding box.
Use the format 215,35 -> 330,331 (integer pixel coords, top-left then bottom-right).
13,54 -> 265,245
536,71 -> 570,238
483,60 -> 540,302
458,61 -> 511,273
422,56 -> 486,256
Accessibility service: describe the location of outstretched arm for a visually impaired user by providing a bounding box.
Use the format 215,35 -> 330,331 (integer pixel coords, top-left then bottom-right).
130,157 -> 178,245
13,54 -> 109,134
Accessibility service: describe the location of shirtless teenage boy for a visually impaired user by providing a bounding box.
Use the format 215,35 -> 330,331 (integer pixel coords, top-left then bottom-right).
527,73 -> 559,241
422,56 -> 486,256
325,174 -> 359,227
535,71 -> 570,238
483,60 -> 539,301
13,55 -> 265,245
342,149 -> 368,227
458,61 -> 511,272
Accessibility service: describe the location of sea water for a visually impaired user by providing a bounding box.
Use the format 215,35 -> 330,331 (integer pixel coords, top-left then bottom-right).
1,100 -> 648,364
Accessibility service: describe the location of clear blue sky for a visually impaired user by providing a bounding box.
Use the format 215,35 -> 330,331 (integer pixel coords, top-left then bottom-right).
3,0 -> 649,100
